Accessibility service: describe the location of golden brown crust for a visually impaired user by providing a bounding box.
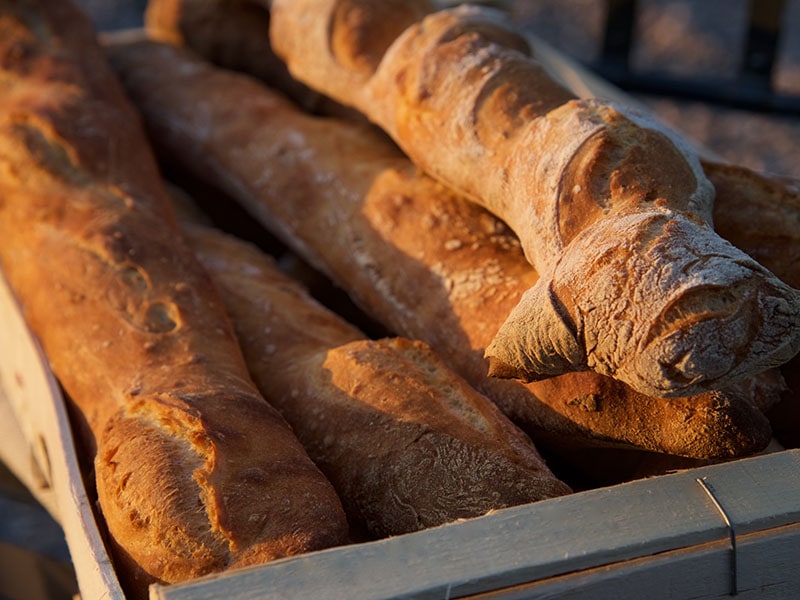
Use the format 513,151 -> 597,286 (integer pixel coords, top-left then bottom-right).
105,37 -> 775,459
703,160 -> 800,449
706,160 -> 800,289
0,1 -> 348,593
144,0 -> 324,112
329,0 -> 436,74
182,222 -> 571,537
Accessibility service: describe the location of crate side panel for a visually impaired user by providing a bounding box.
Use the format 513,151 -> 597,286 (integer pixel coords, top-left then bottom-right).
463,521 -> 800,600
151,450 -> 800,600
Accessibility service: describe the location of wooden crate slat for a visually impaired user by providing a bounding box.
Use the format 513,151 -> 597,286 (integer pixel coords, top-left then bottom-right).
463,522 -> 800,600
150,450 -> 800,600
0,273 -> 125,600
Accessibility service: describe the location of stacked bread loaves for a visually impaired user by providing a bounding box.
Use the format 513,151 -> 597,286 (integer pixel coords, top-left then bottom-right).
106,35 -> 782,461
0,2 -> 580,596
3,0 -> 800,595
177,217 -> 571,538
0,0 -> 352,595
141,0 -> 800,435
263,0 -> 800,399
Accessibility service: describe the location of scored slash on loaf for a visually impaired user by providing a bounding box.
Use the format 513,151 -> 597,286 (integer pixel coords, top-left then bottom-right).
265,0 -> 800,398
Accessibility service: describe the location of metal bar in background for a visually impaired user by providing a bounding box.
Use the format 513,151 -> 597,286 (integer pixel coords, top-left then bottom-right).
599,0 -> 638,73
741,0 -> 786,87
591,0 -> 800,115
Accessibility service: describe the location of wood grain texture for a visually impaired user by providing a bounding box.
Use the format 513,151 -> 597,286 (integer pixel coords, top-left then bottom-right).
466,523 -> 800,599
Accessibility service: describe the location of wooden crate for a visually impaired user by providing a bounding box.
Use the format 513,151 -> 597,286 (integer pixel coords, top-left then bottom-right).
1,34 -> 799,600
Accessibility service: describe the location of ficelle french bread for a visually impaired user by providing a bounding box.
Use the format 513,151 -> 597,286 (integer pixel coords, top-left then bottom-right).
0,0 -> 349,594
266,0 -> 800,398
105,37 -> 775,460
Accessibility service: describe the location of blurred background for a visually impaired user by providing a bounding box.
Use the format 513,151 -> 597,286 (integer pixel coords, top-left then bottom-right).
70,0 -> 800,178
1,1 -> 798,599
510,0 -> 800,177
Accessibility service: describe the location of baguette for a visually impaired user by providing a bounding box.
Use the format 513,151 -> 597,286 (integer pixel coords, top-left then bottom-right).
177,218 -> 570,537
705,161 -> 800,289
704,160 -> 800,448
106,37 -> 775,460
143,0 -> 323,113
0,1 -> 348,594
267,0 -> 800,398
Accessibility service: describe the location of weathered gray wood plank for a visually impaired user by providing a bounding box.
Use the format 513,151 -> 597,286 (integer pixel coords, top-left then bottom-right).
467,522 -> 800,600
152,450 -> 800,600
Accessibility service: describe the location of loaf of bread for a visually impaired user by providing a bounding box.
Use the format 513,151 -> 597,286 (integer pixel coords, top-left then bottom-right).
703,161 -> 800,448
141,0 -> 800,320
266,0 -> 800,399
0,1 -> 349,595
175,217 -> 571,537
143,0 -> 327,113
706,161 -> 800,289
141,3 -> 800,414
105,36 -> 775,460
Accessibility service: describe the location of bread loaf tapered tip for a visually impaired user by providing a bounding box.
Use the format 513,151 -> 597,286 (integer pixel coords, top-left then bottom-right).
486,208 -> 800,398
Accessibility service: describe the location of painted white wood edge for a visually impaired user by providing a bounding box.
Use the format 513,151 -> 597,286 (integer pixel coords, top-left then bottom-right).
0,273 -> 125,600
0,384 -> 59,518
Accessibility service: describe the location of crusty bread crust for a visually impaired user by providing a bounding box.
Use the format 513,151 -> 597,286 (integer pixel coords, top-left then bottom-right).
703,160 -> 800,448
706,161 -> 800,289
144,0 -> 330,113
182,223 -> 571,537
0,1 -> 348,594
